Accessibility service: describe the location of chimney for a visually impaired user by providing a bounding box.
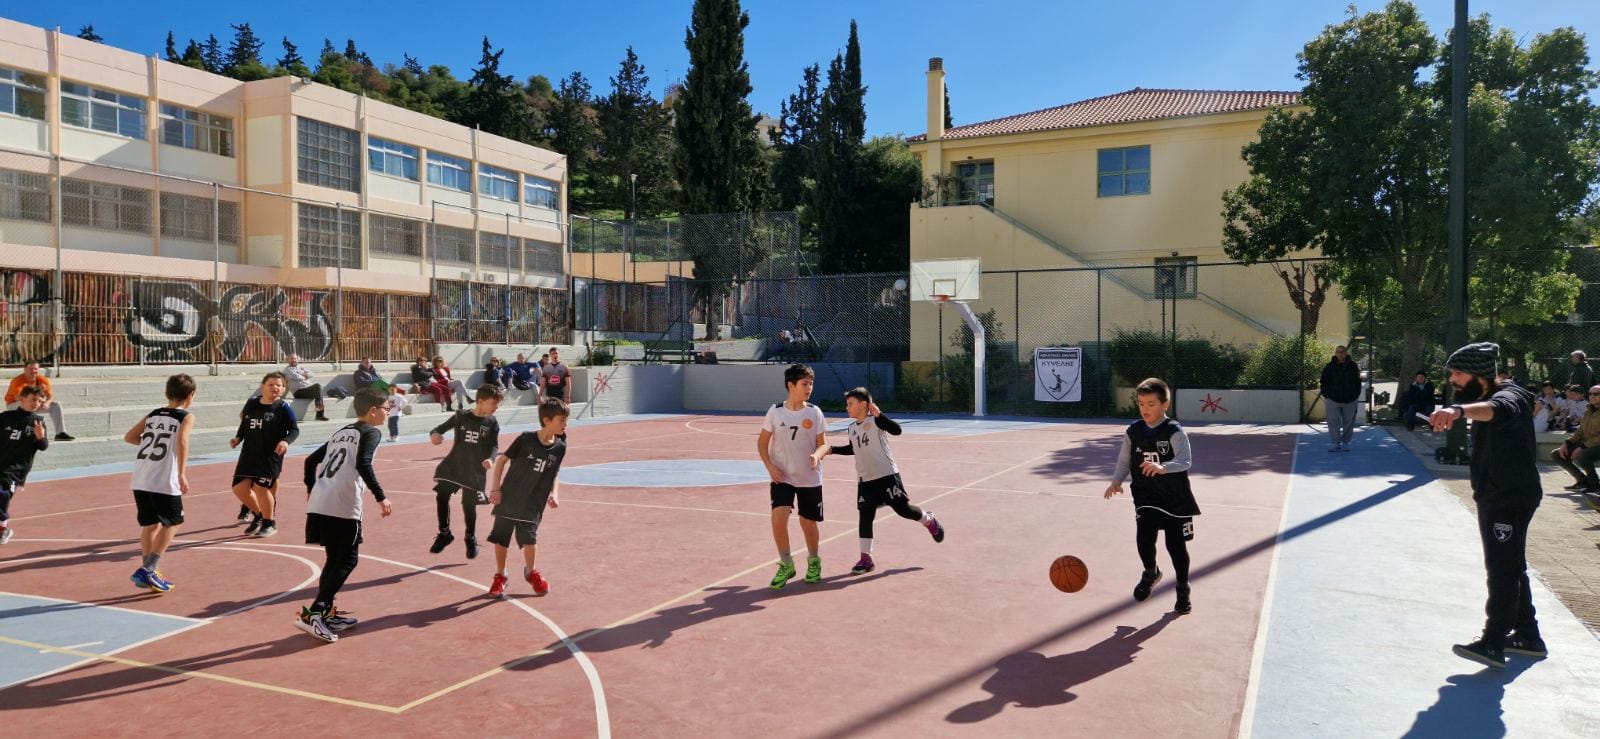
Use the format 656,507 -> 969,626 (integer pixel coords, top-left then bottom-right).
926,57 -> 945,141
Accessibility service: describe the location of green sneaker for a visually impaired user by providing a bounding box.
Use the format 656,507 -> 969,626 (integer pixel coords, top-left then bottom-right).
770,560 -> 796,589
805,556 -> 822,584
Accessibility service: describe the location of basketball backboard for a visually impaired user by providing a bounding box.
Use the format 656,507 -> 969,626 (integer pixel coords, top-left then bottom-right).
910,258 -> 980,302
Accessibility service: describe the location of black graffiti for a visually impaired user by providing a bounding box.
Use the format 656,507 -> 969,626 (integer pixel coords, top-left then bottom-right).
126,281 -> 333,362
0,270 -> 70,364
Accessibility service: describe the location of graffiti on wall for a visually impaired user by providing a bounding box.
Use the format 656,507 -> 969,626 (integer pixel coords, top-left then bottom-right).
125,281 -> 333,362
1,270 -> 69,364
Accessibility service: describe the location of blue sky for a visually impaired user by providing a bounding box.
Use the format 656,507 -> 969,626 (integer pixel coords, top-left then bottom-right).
5,1 -> 1597,138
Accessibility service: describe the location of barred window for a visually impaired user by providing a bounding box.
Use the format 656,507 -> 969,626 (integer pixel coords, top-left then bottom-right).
0,169 -> 50,222
369,213 -> 423,257
432,224 -> 475,264
480,232 -> 515,269
368,136 -> 419,181
1154,256 -> 1196,299
523,176 -> 559,210
524,240 -> 563,276
296,117 -> 361,193
0,66 -> 47,121
61,81 -> 146,140
478,164 -> 518,201
426,151 -> 471,192
61,178 -> 150,233
159,103 -> 233,157
298,203 -> 360,268
159,192 -> 239,245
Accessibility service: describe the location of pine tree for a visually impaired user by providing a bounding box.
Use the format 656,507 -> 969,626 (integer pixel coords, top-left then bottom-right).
179,39 -> 207,70
165,32 -> 179,62
462,37 -> 532,142
771,64 -> 821,212
225,23 -> 270,80
838,20 -> 866,144
77,26 -> 103,43
403,53 -> 423,76
201,34 -> 224,73
596,48 -> 677,219
552,71 -> 602,210
944,85 -> 953,130
279,38 -> 310,77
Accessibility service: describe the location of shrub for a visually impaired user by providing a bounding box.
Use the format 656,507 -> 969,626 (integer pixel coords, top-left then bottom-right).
1107,328 -> 1248,388
1239,334 -> 1334,389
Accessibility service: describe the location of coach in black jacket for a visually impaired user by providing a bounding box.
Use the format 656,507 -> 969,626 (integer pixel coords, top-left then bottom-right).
1320,346 -> 1363,451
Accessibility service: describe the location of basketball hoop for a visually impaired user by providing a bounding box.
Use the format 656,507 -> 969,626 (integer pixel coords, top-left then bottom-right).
931,294 -> 951,303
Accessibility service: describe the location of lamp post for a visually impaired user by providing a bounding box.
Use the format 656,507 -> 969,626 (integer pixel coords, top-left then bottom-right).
629,173 -> 637,284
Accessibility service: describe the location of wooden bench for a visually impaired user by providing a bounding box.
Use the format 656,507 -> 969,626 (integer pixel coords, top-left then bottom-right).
643,339 -> 696,364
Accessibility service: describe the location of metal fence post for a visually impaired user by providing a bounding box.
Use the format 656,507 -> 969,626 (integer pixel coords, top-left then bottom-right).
1013,270 -> 1021,379
51,153 -> 63,376
334,202 -> 345,370
211,182 -> 221,376
383,294 -> 392,362
1096,269 -> 1103,413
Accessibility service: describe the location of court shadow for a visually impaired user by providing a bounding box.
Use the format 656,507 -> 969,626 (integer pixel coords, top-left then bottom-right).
1403,659 -> 1538,738
946,613 -> 1177,724
0,545 -> 141,577
1032,433 -> 1297,485
506,567 -> 922,672
0,592 -> 165,620
339,595 -> 496,636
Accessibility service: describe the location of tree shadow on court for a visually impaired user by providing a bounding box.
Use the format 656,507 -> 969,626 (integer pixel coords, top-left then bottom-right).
1403,659 -> 1538,738
1032,433 -> 1298,486
505,567 -> 922,673
946,613 -> 1178,724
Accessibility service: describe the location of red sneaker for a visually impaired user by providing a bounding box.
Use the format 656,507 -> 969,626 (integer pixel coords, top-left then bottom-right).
526,568 -> 550,595
488,573 -> 508,597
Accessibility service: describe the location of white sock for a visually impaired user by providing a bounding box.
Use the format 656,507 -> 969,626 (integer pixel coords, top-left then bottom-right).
860,538 -> 873,554
779,553 -> 793,565
921,510 -> 935,524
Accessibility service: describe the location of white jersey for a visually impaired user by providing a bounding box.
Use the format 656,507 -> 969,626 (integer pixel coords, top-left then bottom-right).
308,424 -> 378,520
130,407 -> 189,495
762,402 -> 826,488
845,415 -> 899,481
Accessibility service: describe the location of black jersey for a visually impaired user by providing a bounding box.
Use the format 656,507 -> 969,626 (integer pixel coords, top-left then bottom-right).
1126,418 -> 1201,518
233,398 -> 300,478
432,410 -> 501,492
494,432 -> 566,522
0,408 -> 49,487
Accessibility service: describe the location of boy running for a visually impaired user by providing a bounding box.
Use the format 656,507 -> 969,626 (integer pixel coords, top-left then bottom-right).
0,386 -> 51,544
757,364 -> 828,589
486,397 -> 569,597
429,384 -> 504,559
1104,378 -> 1201,615
297,388 -> 393,643
230,372 -> 299,537
123,374 -> 197,593
812,387 -> 944,574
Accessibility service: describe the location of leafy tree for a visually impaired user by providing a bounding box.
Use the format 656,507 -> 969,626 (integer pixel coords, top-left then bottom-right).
278,38 -> 311,78
77,26 -> 103,43
551,71 -> 602,209
596,48 -> 677,219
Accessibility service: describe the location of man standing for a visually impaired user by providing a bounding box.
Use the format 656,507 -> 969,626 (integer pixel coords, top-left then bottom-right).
284,354 -> 330,422
1429,342 -> 1546,669
1568,351 -> 1594,391
1320,345 -> 1362,451
1552,385 -> 1600,499
540,347 -> 570,403
5,361 -> 72,441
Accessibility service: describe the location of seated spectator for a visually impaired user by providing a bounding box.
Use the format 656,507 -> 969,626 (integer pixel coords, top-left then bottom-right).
1553,385 -> 1600,493
4,360 -> 72,441
1562,385 -> 1587,431
283,354 -> 330,422
538,352 -> 550,372
1399,370 -> 1435,431
776,329 -> 793,360
505,353 -> 537,391
409,356 -> 435,396
1533,386 -> 1556,434
427,356 -> 472,411
353,357 -> 389,392
482,356 -> 510,389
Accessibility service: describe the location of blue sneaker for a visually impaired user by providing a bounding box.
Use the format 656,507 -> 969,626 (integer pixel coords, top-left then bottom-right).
131,567 -> 151,589
145,570 -> 173,593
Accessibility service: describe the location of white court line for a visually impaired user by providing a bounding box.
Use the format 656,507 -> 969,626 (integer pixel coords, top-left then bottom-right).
1235,436 -> 1299,739
0,589 -> 206,624
8,490 -> 233,523
0,586 -> 213,691
49,641 -> 104,651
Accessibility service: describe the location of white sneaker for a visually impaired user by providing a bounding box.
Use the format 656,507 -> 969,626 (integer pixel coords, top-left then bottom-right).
296,608 -> 338,643
253,524 -> 278,538
0,526 -> 12,545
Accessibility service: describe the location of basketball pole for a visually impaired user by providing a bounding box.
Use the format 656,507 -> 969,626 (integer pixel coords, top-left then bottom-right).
944,297 -> 986,417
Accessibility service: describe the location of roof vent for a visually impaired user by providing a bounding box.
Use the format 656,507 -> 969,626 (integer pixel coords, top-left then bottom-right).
928,58 -> 943,72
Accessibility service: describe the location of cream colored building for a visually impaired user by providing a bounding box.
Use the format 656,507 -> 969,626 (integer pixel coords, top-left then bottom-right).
0,19 -> 566,296
908,58 -> 1348,362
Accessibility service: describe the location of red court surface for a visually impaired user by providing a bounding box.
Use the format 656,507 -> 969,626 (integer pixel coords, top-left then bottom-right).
0,415 -> 1295,737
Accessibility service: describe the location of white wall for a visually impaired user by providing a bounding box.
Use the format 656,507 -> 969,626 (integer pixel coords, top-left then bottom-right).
582,365 -> 684,415
247,234 -> 283,267
369,174 -> 421,206
245,116 -> 282,186
61,128 -> 149,169
160,237 -> 237,263
0,116 -> 47,151
62,226 -> 150,254
683,364 -> 788,412
1175,388 -> 1306,424
159,145 -> 237,185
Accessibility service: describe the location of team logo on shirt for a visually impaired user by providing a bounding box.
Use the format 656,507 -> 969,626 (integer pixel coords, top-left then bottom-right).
1493,523 -> 1513,542
264,412 -> 276,424
801,419 -> 813,429
1156,440 -> 1171,455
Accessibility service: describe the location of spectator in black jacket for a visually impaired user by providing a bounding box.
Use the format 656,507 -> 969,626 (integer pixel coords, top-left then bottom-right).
409,356 -> 435,396
1320,345 -> 1363,452
1567,351 -> 1594,391
353,358 -> 388,391
1400,370 -> 1436,431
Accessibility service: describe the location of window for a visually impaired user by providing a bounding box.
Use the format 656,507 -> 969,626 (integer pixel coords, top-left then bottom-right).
478,164 -> 518,201
160,192 -> 239,244
524,240 -> 563,276
954,161 -> 993,205
480,232 -> 516,269
369,213 -> 423,257
523,176 -> 559,210
1097,145 -> 1151,197
159,104 -> 233,157
297,117 -> 361,193
298,203 -> 360,268
426,151 -> 471,192
0,66 -> 46,121
61,178 -> 150,233
368,137 -> 419,181
1154,256 -> 1196,299
60,81 -> 146,139
432,224 -> 475,264
0,169 -> 50,222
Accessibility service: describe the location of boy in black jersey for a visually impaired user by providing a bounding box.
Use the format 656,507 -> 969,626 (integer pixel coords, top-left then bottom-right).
230,372 -> 300,537
428,384 -> 503,559
0,386 -> 50,545
1104,378 -> 1200,615
485,397 -> 568,597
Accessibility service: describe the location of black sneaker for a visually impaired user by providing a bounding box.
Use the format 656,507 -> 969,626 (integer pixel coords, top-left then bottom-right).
465,537 -> 479,560
429,531 -> 454,554
1175,584 -> 1192,615
1504,633 -> 1548,658
54,432 -> 74,441
1563,481 -> 1589,491
236,506 -> 252,524
1452,638 -> 1506,670
315,412 -> 330,422
244,516 -> 263,536
1133,568 -> 1162,602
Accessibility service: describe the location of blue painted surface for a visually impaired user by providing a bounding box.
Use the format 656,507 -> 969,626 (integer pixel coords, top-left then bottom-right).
0,593 -> 203,690
562,460 -> 771,488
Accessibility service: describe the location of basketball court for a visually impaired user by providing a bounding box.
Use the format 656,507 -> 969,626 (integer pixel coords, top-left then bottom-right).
4,409 -> 1596,736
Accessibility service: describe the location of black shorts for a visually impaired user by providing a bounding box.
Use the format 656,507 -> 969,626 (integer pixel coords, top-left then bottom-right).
305,512 -> 363,547
1136,507 -> 1195,541
133,491 -> 184,527
232,475 -> 277,489
856,474 -> 908,510
770,483 -> 823,522
434,480 -> 488,505
487,515 -> 541,548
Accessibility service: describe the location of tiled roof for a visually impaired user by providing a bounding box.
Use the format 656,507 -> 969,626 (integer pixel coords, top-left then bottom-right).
908,88 -> 1301,142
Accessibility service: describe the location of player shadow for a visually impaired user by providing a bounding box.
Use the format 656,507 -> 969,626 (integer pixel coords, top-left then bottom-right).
333,595 -> 497,637
505,567 -> 922,672
1403,659 -> 1538,738
946,613 -> 1178,723
186,562 -> 466,619
0,544 -> 143,577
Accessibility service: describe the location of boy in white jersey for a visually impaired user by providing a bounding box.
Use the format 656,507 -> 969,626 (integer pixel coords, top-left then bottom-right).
757,364 -> 828,588
121,374 -> 197,593
813,387 -> 944,574
296,388 -> 393,643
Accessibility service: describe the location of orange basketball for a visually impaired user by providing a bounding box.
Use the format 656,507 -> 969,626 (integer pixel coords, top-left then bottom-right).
1050,555 -> 1089,593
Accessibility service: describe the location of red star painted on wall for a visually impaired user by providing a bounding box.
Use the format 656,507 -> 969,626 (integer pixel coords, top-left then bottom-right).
1199,393 -> 1228,414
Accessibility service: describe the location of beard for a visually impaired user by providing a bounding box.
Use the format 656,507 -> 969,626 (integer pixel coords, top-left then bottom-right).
1452,376 -> 1490,403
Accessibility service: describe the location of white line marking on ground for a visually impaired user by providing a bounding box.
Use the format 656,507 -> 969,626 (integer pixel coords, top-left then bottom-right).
1236,435 -> 1299,739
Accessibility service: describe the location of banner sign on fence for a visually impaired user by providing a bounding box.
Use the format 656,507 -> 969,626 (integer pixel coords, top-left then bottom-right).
1034,347 -> 1082,402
